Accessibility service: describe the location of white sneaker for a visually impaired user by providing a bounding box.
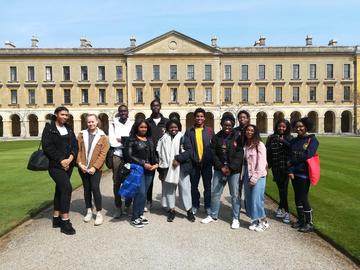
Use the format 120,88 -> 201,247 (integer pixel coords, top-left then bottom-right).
201,216 -> 217,224
94,212 -> 103,226
276,209 -> 285,218
254,222 -> 265,232
83,208 -> 93,223
231,219 -> 240,229
283,212 -> 290,224
249,221 -> 258,231
143,206 -> 148,212
113,208 -> 122,219
262,220 -> 270,230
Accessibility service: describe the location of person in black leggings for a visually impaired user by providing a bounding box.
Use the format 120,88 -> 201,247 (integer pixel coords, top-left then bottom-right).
42,106 -> 78,235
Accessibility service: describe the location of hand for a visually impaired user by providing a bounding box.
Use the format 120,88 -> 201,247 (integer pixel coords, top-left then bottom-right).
221,166 -> 230,176
249,178 -> 257,186
144,163 -> 152,170
172,160 -> 180,167
289,173 -> 295,180
87,167 -> 96,175
151,164 -> 159,171
60,159 -> 70,168
79,163 -> 87,173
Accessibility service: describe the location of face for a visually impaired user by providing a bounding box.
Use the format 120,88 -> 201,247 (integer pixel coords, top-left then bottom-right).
118,107 -> 129,121
137,122 -> 148,137
238,113 -> 249,126
195,112 -> 205,127
151,101 -> 161,114
168,123 -> 179,136
87,115 -> 98,131
277,122 -> 287,135
245,126 -> 255,140
222,120 -> 233,135
295,121 -> 307,136
55,110 -> 69,125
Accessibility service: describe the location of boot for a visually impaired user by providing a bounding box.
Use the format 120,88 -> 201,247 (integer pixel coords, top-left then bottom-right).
52,216 -> 62,228
299,209 -> 314,233
291,206 -> 304,229
60,219 -> 76,235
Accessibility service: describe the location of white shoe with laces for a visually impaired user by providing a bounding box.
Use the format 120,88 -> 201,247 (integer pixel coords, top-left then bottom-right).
94,212 -> 103,226
231,219 -> 240,229
201,216 -> 217,224
83,208 -> 93,223
249,221 -> 258,231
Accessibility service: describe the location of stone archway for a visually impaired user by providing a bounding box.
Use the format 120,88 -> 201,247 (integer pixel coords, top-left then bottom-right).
135,113 -> 146,122
169,112 -> 180,122
205,112 -> 214,130
308,111 -> 319,133
28,114 -> 39,137
45,114 -> 53,123
68,114 -> 74,130
341,111 -> 352,133
98,113 -> 109,135
81,113 -> 88,130
186,112 -> 195,130
0,116 -> 3,137
256,112 -> 267,133
273,111 -> 285,130
324,111 -> 335,133
290,111 -> 301,132
11,114 -> 21,137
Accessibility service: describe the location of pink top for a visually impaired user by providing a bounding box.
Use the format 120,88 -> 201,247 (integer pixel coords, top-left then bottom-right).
244,141 -> 268,184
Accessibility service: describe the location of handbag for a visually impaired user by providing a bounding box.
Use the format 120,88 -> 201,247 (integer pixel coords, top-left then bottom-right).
306,138 -> 320,186
118,164 -> 144,199
27,141 -> 49,171
105,147 -> 114,169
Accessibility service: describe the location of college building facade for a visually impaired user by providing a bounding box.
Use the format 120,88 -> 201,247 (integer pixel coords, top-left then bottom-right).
0,31 -> 359,138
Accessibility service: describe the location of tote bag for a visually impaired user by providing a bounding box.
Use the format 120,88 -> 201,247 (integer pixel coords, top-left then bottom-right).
306,138 -> 320,186
27,141 -> 49,171
118,164 -> 144,198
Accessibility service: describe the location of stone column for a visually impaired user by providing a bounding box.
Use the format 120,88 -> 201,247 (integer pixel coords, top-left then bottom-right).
267,117 -> 274,134
22,120 -> 28,138
335,116 -> 341,134
318,116 -> 325,134
2,120 -> 12,138
250,117 -> 256,125
38,120 -> 46,137
73,119 -> 81,135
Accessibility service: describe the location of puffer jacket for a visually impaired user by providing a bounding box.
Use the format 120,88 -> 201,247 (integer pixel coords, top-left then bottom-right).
243,141 -> 267,183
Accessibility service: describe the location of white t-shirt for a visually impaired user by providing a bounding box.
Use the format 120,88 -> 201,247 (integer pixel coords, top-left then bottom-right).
153,118 -> 161,126
56,125 -> 68,136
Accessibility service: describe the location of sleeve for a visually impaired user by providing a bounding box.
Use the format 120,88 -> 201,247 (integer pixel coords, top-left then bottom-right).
251,142 -> 267,183
175,136 -> 192,163
127,139 -> 146,166
211,136 -> 223,171
41,125 -> 65,163
108,123 -> 120,148
70,131 -> 78,160
151,140 -> 159,164
76,133 -> 83,165
265,136 -> 272,169
228,142 -> 244,172
93,136 -> 110,170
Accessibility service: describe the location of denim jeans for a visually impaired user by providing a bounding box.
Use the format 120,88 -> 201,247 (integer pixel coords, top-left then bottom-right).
211,170 -> 241,220
243,163 -> 266,221
132,171 -> 154,220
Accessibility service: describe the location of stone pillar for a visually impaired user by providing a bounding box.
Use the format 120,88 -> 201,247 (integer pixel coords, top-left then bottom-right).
38,120 -> 46,137
3,120 -> 12,138
335,116 -> 341,134
180,118 -> 186,132
318,116 -> 325,134
73,119 -> 81,135
22,120 -> 28,138
214,118 -> 221,133
267,117 -> 274,134
250,117 -> 256,125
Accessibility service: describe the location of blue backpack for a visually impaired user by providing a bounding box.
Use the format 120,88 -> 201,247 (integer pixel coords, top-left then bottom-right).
118,164 -> 144,199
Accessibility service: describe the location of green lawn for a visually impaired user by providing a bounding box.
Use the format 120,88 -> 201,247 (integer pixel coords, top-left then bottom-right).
265,136 -> 360,261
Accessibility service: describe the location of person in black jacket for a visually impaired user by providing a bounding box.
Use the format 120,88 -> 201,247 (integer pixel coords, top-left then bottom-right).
42,106 -> 78,235
201,114 -> 244,229
125,119 -> 159,228
266,119 -> 293,224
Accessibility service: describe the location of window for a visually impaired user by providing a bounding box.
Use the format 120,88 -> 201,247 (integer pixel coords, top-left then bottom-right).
204,88 -> 212,102
309,86 -> 316,101
98,66 -> 106,81
116,66 -> 123,81
45,66 -> 52,81
170,65 -> 177,80
326,86 -> 334,101
326,64 -> 334,79
258,65 -> 266,80
64,89 -> 71,104
275,64 -> 282,80
187,65 -> 195,80
153,88 -> 160,100
116,89 -> 124,103
188,88 -> 195,102
81,66 -> 88,81
343,86 -> 351,101
241,65 -> 248,80
10,90 -> 17,104
135,65 -> 143,80
46,89 -> 53,104
10,66 -> 17,81
28,89 -> 36,104
224,88 -> 232,102
343,64 -> 351,79
292,87 -> 300,102
170,88 -> 178,102
62,66 -> 70,81
204,64 -> 212,80
28,66 -> 35,81
136,88 -> 143,103
258,87 -> 265,102
224,65 -> 232,80
81,89 -> 89,103
275,87 -> 282,102
153,65 -> 160,80
309,64 -> 316,79
241,87 -> 248,102
99,89 -> 106,103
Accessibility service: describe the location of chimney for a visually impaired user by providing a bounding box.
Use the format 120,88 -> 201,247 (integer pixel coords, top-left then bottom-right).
211,36 -> 218,47
259,36 -> 266,46
130,36 -> 136,47
31,36 -> 39,48
305,35 -> 313,46
5,41 -> 16,48
328,39 -> 338,46
80,37 -> 92,48
254,40 -> 261,47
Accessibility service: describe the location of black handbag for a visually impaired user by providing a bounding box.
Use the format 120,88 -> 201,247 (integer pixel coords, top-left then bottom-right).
27,141 -> 49,171
105,147 -> 114,169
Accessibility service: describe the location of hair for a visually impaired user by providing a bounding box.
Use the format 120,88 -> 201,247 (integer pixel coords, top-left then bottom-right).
244,124 -> 262,145
291,117 -> 313,132
150,99 -> 161,107
52,106 -> 69,121
237,110 -> 250,120
130,119 -> 151,137
274,118 -> 291,135
166,119 -> 182,132
220,113 -> 236,127
118,104 -> 128,111
193,107 -> 206,117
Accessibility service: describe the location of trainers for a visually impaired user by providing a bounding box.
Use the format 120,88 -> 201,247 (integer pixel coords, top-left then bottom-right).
83,208 -> 93,223
143,206 -> 148,212
131,218 -> 144,228
201,216 -> 217,224
113,208 -> 122,219
249,221 -> 258,231
52,216 -> 62,228
254,222 -> 265,232
231,219 -> 240,229
283,212 -> 290,224
262,220 -> 270,230
299,223 -> 314,233
167,210 -> 176,222
140,216 -> 149,225
94,212 -> 103,226
191,207 -> 198,215
186,210 -> 196,222
60,219 -> 76,235
276,209 -> 285,218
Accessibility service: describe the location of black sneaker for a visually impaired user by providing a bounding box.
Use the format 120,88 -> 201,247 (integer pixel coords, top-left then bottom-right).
140,216 -> 149,225
167,210 -> 175,222
52,216 -> 62,228
132,218 -> 144,228
186,210 -> 195,222
60,219 -> 76,235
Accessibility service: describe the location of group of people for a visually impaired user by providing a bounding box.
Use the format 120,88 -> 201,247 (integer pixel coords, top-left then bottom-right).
42,100 -> 319,235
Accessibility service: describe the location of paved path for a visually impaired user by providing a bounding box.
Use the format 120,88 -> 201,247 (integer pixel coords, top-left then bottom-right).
0,172 -> 358,270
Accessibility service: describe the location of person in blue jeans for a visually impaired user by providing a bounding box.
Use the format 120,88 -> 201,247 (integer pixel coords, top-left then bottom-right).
242,124 -> 269,232
125,119 -> 159,228
201,114 -> 243,229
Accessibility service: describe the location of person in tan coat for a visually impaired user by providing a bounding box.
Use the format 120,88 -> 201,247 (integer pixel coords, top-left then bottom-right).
77,114 -> 109,225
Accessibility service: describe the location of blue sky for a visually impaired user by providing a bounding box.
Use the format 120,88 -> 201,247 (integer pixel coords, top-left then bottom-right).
0,0 -> 359,48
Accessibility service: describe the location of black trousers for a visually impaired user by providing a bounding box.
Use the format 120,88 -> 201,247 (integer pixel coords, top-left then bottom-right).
190,163 -> 212,209
112,156 -> 132,208
291,176 -> 311,211
273,170 -> 289,212
48,167 -> 73,213
79,169 -> 102,211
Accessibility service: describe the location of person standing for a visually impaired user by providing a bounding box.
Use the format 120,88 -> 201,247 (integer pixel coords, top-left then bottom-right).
42,106 -> 78,235
108,105 -> 133,218
234,110 -> 250,145
185,108 -> 213,215
289,117 -> 319,233
266,119 -> 293,223
145,99 -> 169,210
77,114 -> 109,226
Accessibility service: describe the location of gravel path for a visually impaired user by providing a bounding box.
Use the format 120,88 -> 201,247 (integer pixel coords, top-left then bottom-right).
0,172 -> 357,270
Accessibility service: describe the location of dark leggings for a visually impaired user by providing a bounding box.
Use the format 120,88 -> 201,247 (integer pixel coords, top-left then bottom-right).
291,176 -> 311,211
79,169 -> 102,211
48,167 -> 73,213
273,171 -> 289,212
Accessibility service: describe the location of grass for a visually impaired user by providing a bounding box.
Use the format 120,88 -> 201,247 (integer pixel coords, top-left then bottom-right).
265,136 -> 360,262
